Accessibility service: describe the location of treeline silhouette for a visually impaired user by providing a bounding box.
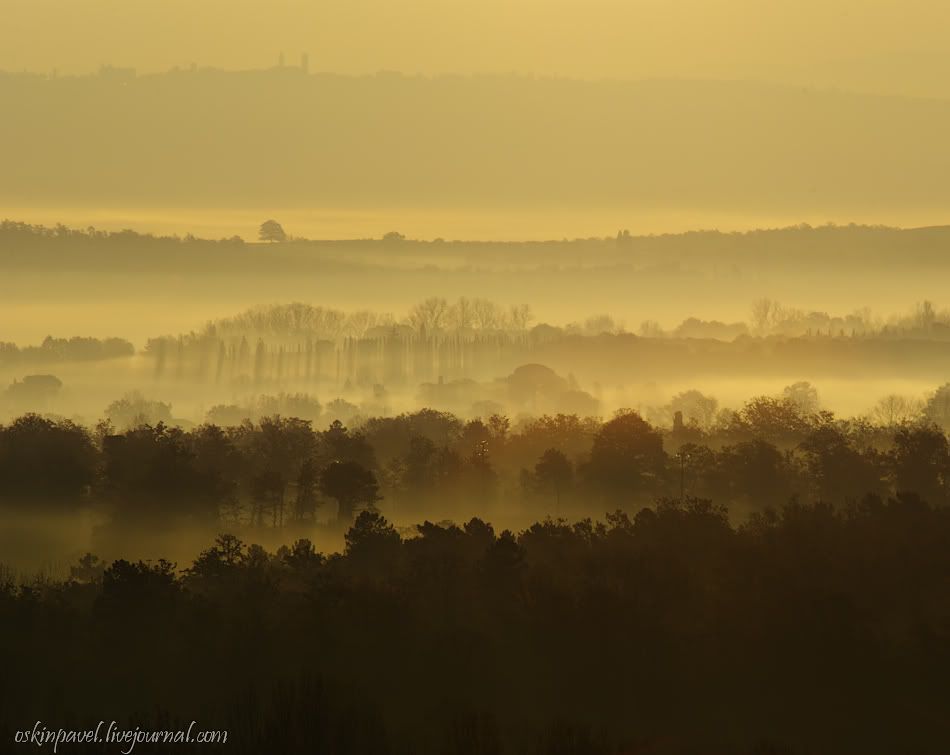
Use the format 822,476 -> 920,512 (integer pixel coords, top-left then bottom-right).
0,335 -> 134,365
7,218 -> 950,272
0,218 -> 245,245
8,218 -> 950,363
2,500 -> 949,753
9,219 -> 950,349
5,392 -> 950,528
193,298 -> 950,342
9,317 -> 950,420
139,316 -> 950,397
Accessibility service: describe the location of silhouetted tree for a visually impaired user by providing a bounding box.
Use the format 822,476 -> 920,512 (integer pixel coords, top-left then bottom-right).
104,391 -> 173,430
783,381 -> 820,415
534,448 -> 573,512
259,219 -> 287,242
293,458 -> 320,520
584,409 -> 666,504
0,414 -> 96,506
892,425 -> 950,505
319,460 -> 380,522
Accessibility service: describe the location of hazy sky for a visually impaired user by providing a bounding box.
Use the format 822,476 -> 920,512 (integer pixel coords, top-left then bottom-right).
5,0 -> 950,91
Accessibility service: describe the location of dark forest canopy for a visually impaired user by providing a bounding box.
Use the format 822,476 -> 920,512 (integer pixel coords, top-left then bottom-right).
4,384 -> 950,754
2,499 -> 949,753
4,400 -> 950,751
5,393 -> 950,528
2,69 -> 950,214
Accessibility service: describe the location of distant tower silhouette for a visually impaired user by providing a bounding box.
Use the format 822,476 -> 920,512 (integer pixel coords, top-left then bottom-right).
301,53 -> 310,73
278,51 -> 285,68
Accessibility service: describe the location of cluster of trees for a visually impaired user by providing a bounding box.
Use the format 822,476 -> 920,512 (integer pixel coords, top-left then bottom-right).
0,335 -> 133,365
3,496 -> 949,752
103,391 -> 174,429
207,393 -> 328,426
141,306 -> 546,393
197,299 -> 950,345
748,298 -> 874,337
0,219 -> 244,245
637,299 -> 950,341
207,393 -> 379,430
6,387 -> 950,530
0,414 -> 383,527
258,219 -> 411,244
747,298 -> 950,339
2,375 -> 62,412
406,297 -> 533,334
142,329 -> 540,393
203,302 -> 396,342
203,299 -> 537,342
166,301 -> 950,376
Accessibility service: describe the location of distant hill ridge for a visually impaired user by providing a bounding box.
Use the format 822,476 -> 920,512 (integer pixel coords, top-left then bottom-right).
1,70 -> 949,211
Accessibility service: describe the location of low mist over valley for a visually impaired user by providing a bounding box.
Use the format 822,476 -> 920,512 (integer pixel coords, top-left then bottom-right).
5,218 -> 950,574
4,3 -> 950,748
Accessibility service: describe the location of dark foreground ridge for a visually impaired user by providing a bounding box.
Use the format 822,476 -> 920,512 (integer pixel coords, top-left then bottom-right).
2,500 -> 949,754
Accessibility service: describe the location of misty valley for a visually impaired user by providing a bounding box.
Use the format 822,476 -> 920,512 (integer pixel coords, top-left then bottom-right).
3,218 -> 950,752
5,25 -> 950,752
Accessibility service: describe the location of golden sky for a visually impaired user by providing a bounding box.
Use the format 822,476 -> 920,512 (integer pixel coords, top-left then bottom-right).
4,0 -> 949,92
